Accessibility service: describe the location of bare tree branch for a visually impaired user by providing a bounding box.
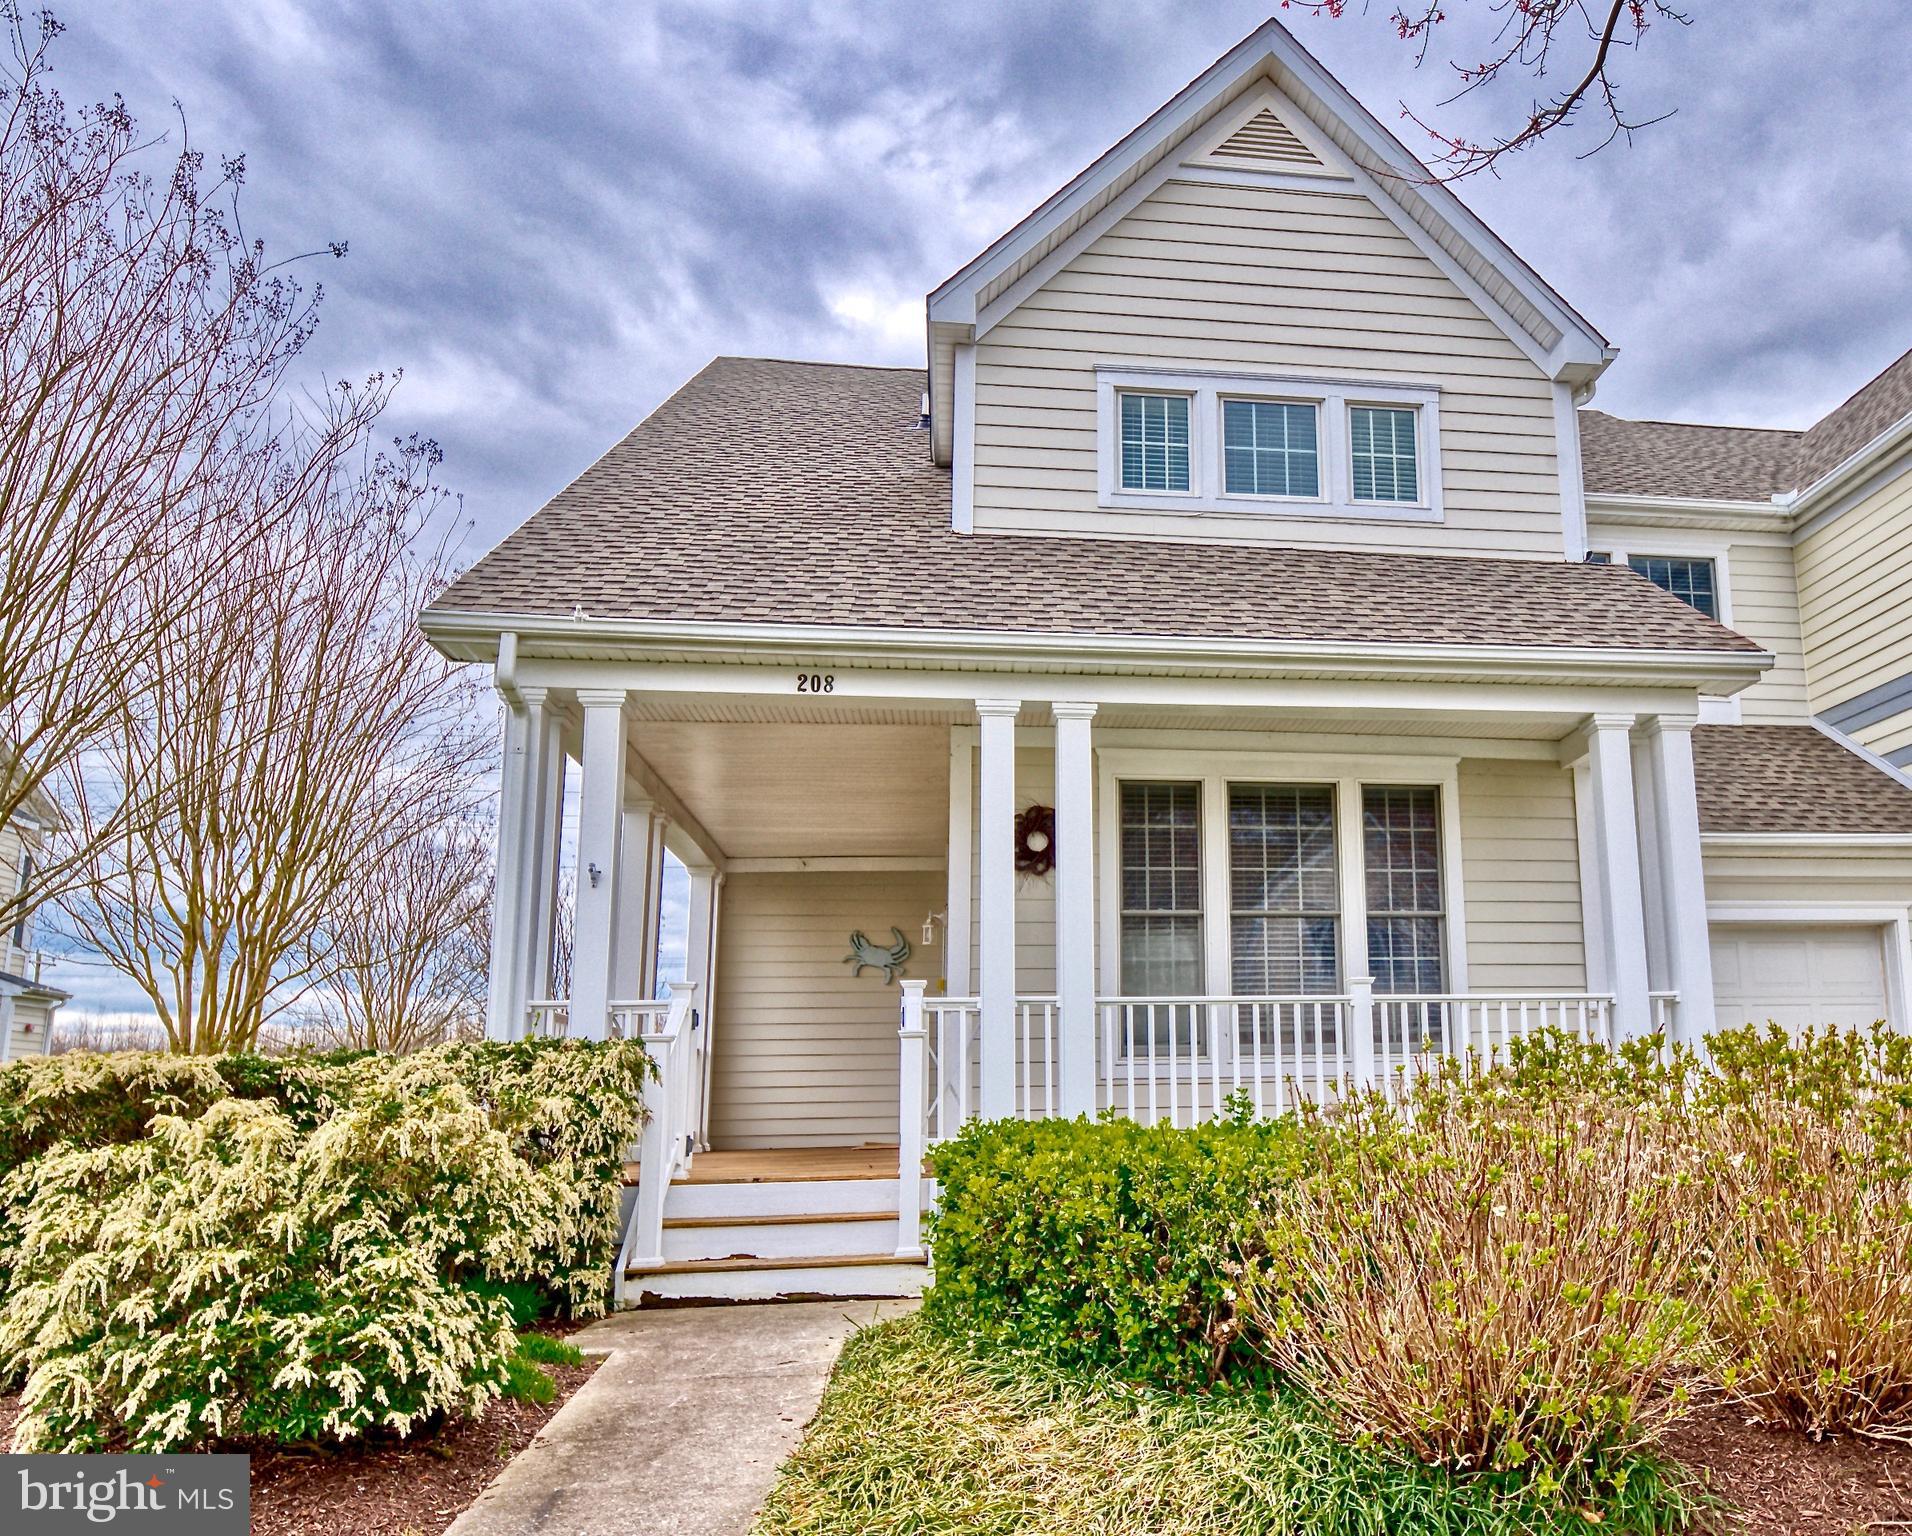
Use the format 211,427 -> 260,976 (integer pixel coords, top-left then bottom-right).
1285,0 -> 1690,180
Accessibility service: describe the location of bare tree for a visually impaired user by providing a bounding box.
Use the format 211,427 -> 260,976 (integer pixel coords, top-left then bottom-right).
0,7 -> 345,932
1294,0 -> 1690,178
58,417 -> 488,1055
305,817 -> 493,1053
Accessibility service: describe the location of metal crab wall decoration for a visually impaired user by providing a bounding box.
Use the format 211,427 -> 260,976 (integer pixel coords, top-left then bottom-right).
844,927 -> 912,984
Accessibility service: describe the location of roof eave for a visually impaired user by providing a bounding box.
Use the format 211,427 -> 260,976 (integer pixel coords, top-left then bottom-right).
419,606 -> 1768,692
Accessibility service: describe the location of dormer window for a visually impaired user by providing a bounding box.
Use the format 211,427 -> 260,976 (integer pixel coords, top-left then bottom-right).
1095,365 -> 1442,523
1118,392 -> 1191,492
1350,406 -> 1419,504
1222,399 -> 1319,498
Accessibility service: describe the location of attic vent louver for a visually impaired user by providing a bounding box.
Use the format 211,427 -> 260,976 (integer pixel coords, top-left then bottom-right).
1212,108 -> 1322,168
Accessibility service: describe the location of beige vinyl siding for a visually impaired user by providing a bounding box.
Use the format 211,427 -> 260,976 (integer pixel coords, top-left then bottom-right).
1703,847 -> 1912,911
1796,463 -> 1912,741
5,998 -> 53,1059
1457,758 -> 1587,991
0,821 -> 34,979
708,868 -> 944,1150
970,177 -> 1565,554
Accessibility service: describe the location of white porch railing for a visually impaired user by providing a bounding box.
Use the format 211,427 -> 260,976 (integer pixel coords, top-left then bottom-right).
614,982 -> 704,1295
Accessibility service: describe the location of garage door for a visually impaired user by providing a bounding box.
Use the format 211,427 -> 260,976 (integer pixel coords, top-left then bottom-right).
1710,924 -> 1888,1033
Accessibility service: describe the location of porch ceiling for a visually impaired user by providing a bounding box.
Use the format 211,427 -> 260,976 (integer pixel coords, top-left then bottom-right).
632,723 -> 950,861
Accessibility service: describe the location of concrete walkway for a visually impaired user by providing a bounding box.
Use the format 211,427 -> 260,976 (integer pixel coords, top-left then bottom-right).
446,1299 -> 918,1536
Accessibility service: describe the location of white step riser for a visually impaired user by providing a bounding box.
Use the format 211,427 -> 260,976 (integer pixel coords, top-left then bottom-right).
625,1263 -> 928,1304
661,1218 -> 900,1264
664,1177 -> 905,1221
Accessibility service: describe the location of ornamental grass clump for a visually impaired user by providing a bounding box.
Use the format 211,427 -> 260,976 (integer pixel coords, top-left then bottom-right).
1252,1033 -> 1709,1500
1698,1022 -> 1912,1442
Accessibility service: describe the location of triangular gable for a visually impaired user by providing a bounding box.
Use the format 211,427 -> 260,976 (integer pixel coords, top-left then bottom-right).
926,17 -> 1614,464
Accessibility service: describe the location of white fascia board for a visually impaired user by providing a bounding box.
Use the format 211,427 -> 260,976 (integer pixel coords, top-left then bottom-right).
1790,427 -> 1912,541
1702,832 -> 1912,850
1585,493 -> 1794,533
420,607 -> 1770,688
925,18 -> 1608,376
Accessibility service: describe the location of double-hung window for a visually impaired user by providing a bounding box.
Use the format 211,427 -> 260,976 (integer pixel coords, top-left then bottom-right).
1118,392 -> 1191,492
1349,406 -> 1420,503
1363,786 -> 1446,994
1222,399 -> 1319,498
1227,785 -> 1339,997
1118,782 -> 1204,1055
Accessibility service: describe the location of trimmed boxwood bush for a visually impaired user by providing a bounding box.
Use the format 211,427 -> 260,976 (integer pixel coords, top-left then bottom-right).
0,1038 -> 649,1451
924,1109 -> 1309,1388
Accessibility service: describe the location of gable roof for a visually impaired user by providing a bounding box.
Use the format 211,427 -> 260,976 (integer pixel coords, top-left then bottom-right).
428,357 -> 1760,667
924,17 -> 1614,464
1581,343 -> 1912,506
1692,724 -> 1912,836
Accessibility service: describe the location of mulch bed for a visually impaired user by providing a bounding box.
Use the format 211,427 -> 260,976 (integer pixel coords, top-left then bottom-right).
0,1358 -> 598,1536
1664,1401 -> 1912,1535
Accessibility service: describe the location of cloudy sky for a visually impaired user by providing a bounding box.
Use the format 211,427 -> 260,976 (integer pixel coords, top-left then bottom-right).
40,0 -> 1912,1018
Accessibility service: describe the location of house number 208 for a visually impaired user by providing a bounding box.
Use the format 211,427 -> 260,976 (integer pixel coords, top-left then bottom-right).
795,673 -> 835,692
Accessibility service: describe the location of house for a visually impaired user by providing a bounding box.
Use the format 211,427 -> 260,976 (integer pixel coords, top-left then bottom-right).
1,796 -> 67,1061
421,18 -> 1912,1302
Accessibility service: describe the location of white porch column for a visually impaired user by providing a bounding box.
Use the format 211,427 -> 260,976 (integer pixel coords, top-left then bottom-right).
1052,703 -> 1097,1116
1585,713 -> 1653,1040
0,992 -> 15,1063
1641,715 -> 1717,1044
684,865 -> 720,1148
486,688 -> 562,1039
485,697 -> 535,1039
975,699 -> 1021,1119
640,813 -> 669,994
523,694 -> 566,1013
571,690 -> 630,1040
612,800 -> 657,1003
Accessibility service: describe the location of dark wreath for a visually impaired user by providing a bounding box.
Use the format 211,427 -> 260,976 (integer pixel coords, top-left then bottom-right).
1014,804 -> 1056,876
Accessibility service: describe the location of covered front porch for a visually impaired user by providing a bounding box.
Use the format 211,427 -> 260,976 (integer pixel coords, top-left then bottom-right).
469,635 -> 1742,1298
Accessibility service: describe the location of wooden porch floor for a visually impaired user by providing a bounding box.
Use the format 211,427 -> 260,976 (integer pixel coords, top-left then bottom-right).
622,1145 -> 902,1186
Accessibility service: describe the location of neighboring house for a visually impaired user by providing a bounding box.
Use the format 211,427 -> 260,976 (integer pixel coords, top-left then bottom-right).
421,19 -> 1912,1302
0,795 -> 67,1061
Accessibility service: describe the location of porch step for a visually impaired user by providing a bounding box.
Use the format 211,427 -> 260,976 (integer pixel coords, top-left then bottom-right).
664,1175 -> 907,1222
622,1252 -> 928,1304
661,1212 -> 901,1264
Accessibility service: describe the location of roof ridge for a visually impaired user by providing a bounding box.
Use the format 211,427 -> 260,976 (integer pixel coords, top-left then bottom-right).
1804,341 -> 1912,437
1581,407 -> 1802,437
711,355 -> 924,374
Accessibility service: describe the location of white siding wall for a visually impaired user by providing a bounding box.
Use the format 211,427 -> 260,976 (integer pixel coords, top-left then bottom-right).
708,868 -> 945,1149
5,999 -> 53,1059
1702,848 -> 1912,910
970,177 -> 1565,554
967,743 -> 1059,995
1458,758 -> 1588,991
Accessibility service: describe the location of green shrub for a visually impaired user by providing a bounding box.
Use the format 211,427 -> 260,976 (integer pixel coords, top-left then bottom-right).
1699,1022 -> 1912,1440
924,1109 -> 1309,1387
1251,1035 -> 1709,1500
0,1092 -> 528,1450
0,1037 -> 649,1450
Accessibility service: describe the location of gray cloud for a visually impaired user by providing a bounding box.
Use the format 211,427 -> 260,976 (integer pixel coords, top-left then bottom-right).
37,0 -> 1912,1015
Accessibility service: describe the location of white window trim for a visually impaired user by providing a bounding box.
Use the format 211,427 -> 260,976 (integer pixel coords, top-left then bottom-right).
1587,539 -> 1739,723
1095,747 -> 1468,1008
1095,365 -> 1444,523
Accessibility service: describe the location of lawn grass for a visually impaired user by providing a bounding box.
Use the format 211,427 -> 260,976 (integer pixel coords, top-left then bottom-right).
753,1315 -> 1708,1536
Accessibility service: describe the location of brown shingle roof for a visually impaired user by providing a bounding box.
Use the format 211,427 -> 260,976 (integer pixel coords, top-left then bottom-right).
1581,344 -> 1912,504
1578,411 -> 1799,502
1792,344 -> 1912,486
434,358 -> 1758,655
1692,724 -> 1912,836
